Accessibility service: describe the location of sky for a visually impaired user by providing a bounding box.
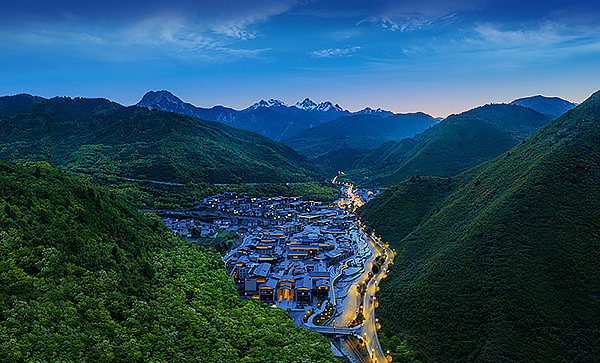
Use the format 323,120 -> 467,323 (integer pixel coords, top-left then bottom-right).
1,0 -> 599,117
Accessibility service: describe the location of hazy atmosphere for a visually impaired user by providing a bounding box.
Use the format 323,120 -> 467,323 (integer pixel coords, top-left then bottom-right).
2,0 -> 599,116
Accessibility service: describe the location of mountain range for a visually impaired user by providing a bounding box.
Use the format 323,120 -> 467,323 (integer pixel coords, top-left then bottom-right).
325,103 -> 553,186
136,90 -> 396,141
0,87 -> 591,362
0,94 -> 328,184
358,90 -> 600,362
284,112 -> 438,158
510,94 -> 578,118
0,94 -> 341,211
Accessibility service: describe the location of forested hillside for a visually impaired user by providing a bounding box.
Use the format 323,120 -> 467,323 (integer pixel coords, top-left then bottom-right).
0,95 -> 324,184
284,113 -> 437,158
0,95 -> 338,208
462,103 -> 551,139
342,104 -> 551,187
0,160 -> 336,362
358,91 -> 600,362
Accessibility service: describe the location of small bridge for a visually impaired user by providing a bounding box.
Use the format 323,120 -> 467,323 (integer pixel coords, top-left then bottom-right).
309,325 -> 362,336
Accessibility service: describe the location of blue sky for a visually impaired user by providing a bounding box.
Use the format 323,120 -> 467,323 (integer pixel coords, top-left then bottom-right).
1,0 -> 599,116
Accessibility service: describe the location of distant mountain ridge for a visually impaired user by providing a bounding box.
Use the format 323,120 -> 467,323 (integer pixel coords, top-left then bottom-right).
136,90 -> 397,141
330,103 -> 552,186
0,94 -> 326,186
284,112 -> 438,158
136,91 -> 317,141
510,94 -> 578,118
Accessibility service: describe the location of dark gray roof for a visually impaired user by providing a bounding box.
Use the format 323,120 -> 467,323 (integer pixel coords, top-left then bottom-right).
253,262 -> 271,277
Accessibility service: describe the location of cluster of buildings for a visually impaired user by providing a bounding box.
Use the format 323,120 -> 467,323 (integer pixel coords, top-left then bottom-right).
335,185 -> 380,210
159,192 -> 362,309
202,192 -> 322,220
162,217 -> 220,238
162,217 -> 195,237
223,208 -> 357,307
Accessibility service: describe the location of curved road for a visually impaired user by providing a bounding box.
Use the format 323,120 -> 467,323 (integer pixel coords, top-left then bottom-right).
325,223 -> 394,363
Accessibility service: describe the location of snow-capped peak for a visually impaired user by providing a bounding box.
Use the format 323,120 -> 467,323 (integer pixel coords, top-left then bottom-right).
315,101 -> 343,113
355,107 -> 395,117
359,107 -> 383,114
294,98 -> 344,113
294,98 -> 318,111
247,98 -> 288,110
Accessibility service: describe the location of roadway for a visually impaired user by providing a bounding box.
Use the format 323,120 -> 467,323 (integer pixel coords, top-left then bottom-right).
356,229 -> 394,363
324,223 -> 394,363
330,181 -> 395,362
332,227 -> 377,326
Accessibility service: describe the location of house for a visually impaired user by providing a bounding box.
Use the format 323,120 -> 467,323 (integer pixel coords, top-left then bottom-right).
245,279 -> 258,298
321,226 -> 347,236
315,279 -> 330,297
258,255 -> 275,262
259,278 -> 278,301
292,261 -> 307,275
233,255 -> 250,282
277,275 -> 295,302
277,223 -> 301,234
249,262 -> 271,284
325,248 -> 352,265
214,219 -> 232,228
287,246 -> 309,260
298,214 -> 321,224
295,275 -> 312,302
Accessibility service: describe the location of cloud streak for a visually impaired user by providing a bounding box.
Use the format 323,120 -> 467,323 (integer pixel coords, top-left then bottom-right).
310,46 -> 361,58
0,0 -> 302,63
0,0 -> 300,61
391,19 -> 600,71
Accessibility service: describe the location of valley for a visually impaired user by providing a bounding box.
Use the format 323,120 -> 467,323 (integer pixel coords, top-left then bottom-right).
3,1 -> 599,362
151,181 -> 394,363
0,90 -> 596,363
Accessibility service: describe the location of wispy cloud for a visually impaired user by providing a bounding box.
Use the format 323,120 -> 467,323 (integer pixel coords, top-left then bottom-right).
0,0 -> 301,62
359,12 -> 459,32
354,0 -> 479,32
392,20 -> 600,69
310,46 -> 360,58
468,21 -> 600,56
0,18 -> 272,64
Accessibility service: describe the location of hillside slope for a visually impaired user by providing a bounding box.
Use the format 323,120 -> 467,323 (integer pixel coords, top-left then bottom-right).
0,160 -> 336,362
284,113 -> 437,158
462,103 -> 551,139
510,95 -> 578,118
345,104 -> 550,187
358,91 -> 600,361
0,94 -> 325,185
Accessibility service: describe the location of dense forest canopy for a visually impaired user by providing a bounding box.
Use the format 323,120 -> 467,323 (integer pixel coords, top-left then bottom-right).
358,91 -> 600,362
0,160 -> 337,362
